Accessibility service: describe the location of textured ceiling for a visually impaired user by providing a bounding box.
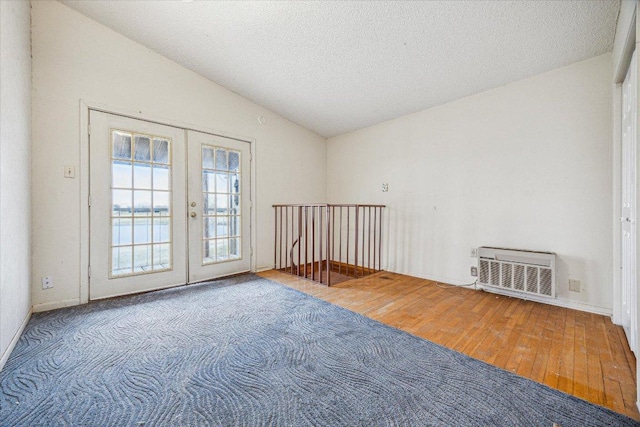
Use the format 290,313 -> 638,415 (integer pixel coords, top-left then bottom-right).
60,1 -> 620,138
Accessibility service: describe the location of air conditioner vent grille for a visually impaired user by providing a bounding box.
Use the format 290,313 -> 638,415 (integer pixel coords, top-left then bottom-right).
540,268 -> 552,296
526,266 -> 539,293
514,265 -> 525,291
501,264 -> 512,288
477,247 -> 555,300
490,261 -> 500,286
479,260 -> 489,284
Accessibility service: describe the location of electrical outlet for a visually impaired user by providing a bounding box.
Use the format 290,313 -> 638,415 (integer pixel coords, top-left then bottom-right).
41,276 -> 53,290
569,279 -> 581,292
470,266 -> 478,277
470,247 -> 477,257
382,183 -> 389,192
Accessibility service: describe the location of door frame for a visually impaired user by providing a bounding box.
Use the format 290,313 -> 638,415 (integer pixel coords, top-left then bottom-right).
79,100 -> 258,304
612,2 -> 637,330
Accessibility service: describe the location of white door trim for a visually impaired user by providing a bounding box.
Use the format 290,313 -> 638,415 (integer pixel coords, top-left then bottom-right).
79,99 -> 258,304
612,6 -> 637,327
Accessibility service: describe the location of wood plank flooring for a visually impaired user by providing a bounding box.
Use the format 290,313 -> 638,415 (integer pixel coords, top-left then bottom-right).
258,269 -> 639,420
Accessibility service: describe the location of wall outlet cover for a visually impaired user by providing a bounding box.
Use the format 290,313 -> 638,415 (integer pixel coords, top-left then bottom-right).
41,276 -> 53,289
470,266 -> 478,277
569,279 -> 581,292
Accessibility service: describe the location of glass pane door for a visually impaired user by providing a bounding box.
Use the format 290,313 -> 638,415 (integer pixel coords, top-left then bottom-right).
188,130 -> 251,282
89,111 -> 187,300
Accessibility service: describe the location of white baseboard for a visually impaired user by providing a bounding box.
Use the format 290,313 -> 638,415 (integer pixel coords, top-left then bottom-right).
478,285 -> 613,317
410,272 -> 478,288
255,265 -> 274,273
392,270 -> 613,317
32,298 -> 80,313
0,308 -> 32,372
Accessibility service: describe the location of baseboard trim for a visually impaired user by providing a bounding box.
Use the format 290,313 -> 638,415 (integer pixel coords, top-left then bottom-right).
255,265 -> 274,273
32,298 -> 80,313
0,308 -> 32,372
478,285 -> 612,317
393,271 -> 613,317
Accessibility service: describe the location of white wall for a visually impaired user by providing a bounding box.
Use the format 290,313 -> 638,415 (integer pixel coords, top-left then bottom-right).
0,0 -> 32,369
31,1 -> 326,310
328,54 -> 613,313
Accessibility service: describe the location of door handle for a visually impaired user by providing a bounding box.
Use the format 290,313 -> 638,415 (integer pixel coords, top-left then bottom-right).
190,212 -> 197,218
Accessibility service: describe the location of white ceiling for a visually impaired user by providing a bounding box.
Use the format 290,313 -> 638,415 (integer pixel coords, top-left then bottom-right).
60,1 -> 620,138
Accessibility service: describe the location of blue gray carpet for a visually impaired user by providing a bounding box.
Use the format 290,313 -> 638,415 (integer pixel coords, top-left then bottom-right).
0,274 -> 637,426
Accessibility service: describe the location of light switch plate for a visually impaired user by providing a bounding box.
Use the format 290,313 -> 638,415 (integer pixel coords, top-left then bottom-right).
64,166 -> 75,178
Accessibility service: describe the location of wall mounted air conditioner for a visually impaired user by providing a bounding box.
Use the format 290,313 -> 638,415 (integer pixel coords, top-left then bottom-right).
478,247 -> 556,299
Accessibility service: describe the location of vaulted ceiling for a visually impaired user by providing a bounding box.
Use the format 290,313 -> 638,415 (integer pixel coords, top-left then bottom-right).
61,1 -> 620,137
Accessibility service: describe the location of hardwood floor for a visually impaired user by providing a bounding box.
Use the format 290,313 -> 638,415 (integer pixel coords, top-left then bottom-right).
258,269 -> 639,420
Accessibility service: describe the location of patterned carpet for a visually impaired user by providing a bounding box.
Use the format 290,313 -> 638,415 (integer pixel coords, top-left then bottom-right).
0,274 -> 637,426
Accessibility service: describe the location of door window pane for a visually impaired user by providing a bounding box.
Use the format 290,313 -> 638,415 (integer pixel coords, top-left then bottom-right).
216,239 -> 228,260
112,246 -> 133,276
112,131 -> 132,159
112,161 -> 132,188
112,218 -> 132,246
112,190 -> 132,216
153,218 -> 170,243
216,194 -> 228,215
133,245 -> 152,272
228,151 -> 240,172
153,139 -> 169,164
202,171 -> 215,193
134,136 -> 151,161
204,194 -> 215,216
153,243 -> 171,269
153,165 -> 170,191
230,174 -> 240,193
204,217 -> 216,239
153,191 -> 170,216
215,149 -> 227,170
134,190 -> 152,216
133,164 -> 152,189
216,216 -> 229,238
110,129 -> 173,277
202,147 -> 215,169
203,240 -> 216,264
229,237 -> 241,259
133,218 -> 152,244
229,216 -> 240,237
216,173 -> 228,193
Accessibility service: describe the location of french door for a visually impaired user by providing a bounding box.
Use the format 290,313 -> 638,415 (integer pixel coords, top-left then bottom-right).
187,130 -> 251,282
89,111 -> 250,300
621,51 -> 637,355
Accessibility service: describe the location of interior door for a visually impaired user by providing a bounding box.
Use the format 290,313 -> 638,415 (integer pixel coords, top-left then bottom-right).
621,51 -> 637,355
89,111 -> 187,299
187,130 -> 251,282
